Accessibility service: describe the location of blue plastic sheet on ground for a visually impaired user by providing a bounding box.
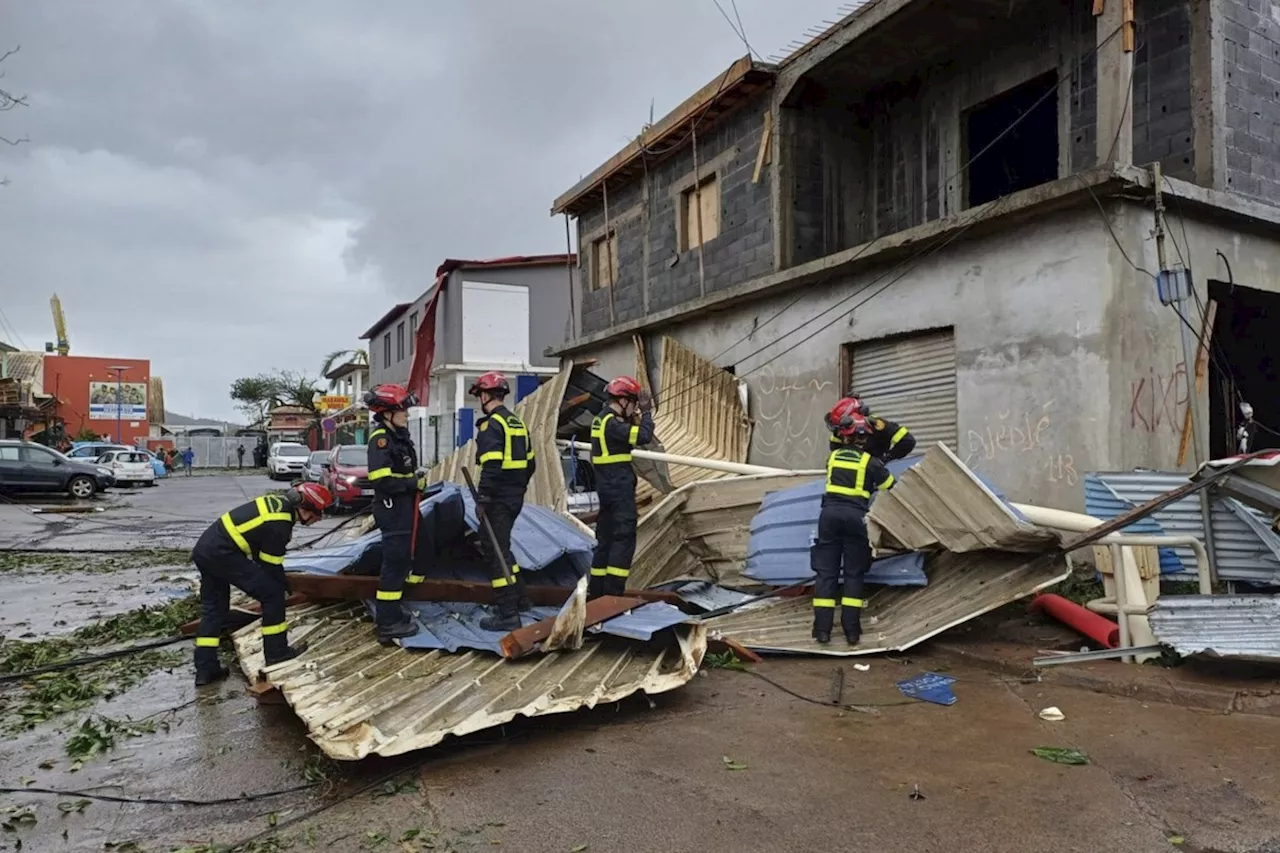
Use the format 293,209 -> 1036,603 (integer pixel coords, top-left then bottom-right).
743,455 -> 1028,587
393,602 -> 562,654
586,602 -> 689,641
897,672 -> 958,706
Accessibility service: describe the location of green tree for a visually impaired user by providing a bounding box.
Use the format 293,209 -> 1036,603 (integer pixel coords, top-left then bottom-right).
319,348 -> 368,390
229,375 -> 277,427
229,370 -> 324,429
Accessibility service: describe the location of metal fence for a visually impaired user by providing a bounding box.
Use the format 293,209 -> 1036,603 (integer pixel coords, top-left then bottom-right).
409,412 -> 457,468
151,435 -> 260,468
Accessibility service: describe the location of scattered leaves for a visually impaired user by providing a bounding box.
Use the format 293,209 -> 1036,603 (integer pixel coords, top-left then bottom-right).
570,845 -> 589,852
373,779 -> 419,797
401,830 -> 422,841
1031,746 -> 1090,766
1168,835 -> 1186,846
722,756 -> 748,771
1,807 -> 37,831
56,800 -> 90,815
65,715 -> 158,761
703,651 -> 748,671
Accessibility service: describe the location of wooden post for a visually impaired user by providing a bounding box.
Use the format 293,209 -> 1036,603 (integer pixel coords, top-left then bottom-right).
1177,298 -> 1218,466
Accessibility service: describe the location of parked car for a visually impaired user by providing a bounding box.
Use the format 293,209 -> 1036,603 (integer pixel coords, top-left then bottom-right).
70,442 -> 167,479
0,440 -> 115,498
303,450 -> 330,483
96,449 -> 157,487
322,444 -> 370,508
267,442 -> 311,480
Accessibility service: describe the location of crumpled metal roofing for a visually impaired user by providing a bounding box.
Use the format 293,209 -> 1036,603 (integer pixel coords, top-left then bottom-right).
1085,469 -> 1280,586
866,443 -> 1057,554
1149,595 -> 1280,661
585,602 -> 690,641
705,551 -> 1069,656
395,602 -> 562,654
231,602 -> 707,760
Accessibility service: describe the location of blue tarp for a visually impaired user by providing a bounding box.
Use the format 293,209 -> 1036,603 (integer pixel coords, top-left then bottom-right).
394,602 -> 562,654
742,456 -> 1027,587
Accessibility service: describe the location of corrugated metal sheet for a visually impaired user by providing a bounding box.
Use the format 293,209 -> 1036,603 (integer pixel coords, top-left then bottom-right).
586,602 -> 689,641
867,443 -> 1058,554
1149,595 -> 1280,660
1090,470 -> 1280,585
848,329 -> 957,451
705,551 -> 1069,656
1083,474 -> 1184,575
0,351 -> 44,386
397,602 -> 562,654
637,337 -> 751,504
231,602 -> 707,759
659,581 -> 758,612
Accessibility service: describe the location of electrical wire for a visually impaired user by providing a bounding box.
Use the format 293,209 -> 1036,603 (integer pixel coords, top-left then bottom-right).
0,782 -> 318,807
738,668 -> 915,710
0,305 -> 29,350
711,0 -> 761,61
0,635 -> 192,684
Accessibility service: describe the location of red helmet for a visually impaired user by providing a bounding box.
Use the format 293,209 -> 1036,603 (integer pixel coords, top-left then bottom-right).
469,371 -> 510,397
605,376 -> 642,400
847,395 -> 870,415
363,384 -> 417,413
835,412 -> 873,439
825,397 -> 863,429
292,482 -> 332,513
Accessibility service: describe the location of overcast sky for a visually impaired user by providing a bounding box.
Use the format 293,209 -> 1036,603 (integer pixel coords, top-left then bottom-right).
0,0 -> 842,421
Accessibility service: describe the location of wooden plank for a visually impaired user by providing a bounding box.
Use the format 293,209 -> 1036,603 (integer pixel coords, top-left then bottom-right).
1092,0 -> 1105,14
282,573 -> 681,606
1122,0 -> 1136,51
752,110 -> 773,184
1177,298 -> 1218,467
560,392 -> 592,413
247,681 -> 286,705
178,593 -> 310,636
500,595 -> 645,659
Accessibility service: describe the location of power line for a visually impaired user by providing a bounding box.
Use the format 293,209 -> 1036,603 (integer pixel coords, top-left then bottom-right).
710,0 -> 761,61
0,304 -> 28,350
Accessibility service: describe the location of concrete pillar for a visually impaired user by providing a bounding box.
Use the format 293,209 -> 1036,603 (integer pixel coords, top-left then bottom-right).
1095,0 -> 1134,165
1189,0 -> 1226,189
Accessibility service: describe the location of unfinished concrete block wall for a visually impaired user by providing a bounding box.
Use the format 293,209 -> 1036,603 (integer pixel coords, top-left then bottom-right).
1222,0 -> 1280,204
1132,0 -> 1196,179
574,94 -> 775,337
786,103 -> 872,267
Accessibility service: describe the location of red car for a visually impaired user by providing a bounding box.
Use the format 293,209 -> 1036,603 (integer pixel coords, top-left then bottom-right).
322,444 -> 371,509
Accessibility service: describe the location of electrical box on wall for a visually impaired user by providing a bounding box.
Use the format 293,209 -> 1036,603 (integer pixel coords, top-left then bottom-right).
1156,268 -> 1192,306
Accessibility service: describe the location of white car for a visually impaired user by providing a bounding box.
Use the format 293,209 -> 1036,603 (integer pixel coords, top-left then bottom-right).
268,442 -> 311,480
96,449 -> 157,487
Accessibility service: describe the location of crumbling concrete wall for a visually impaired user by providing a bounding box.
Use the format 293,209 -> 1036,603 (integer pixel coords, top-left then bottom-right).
1222,0 -> 1280,204
576,94 -> 775,337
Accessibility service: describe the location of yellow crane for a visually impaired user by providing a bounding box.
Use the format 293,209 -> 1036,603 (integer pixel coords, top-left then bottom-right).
49,294 -> 69,356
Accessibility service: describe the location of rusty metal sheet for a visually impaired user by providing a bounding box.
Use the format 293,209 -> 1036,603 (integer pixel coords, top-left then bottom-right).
230,602 -> 706,760
703,551 -> 1069,657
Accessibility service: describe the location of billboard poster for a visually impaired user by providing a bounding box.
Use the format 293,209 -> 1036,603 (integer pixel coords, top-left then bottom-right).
89,381 -> 148,420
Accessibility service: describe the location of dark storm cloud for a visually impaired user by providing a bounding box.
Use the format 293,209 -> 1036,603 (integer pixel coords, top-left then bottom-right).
0,0 -> 840,420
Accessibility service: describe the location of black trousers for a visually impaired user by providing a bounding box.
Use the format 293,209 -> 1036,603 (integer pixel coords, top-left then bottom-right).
810,501 -> 872,636
480,496 -> 526,615
372,492 -> 416,626
193,546 -> 287,668
590,488 -> 638,597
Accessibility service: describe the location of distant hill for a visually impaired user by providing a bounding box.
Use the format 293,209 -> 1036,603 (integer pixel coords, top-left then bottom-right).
162,410 -> 245,431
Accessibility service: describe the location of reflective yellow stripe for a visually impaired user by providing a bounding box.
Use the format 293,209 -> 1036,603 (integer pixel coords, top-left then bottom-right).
492,576 -> 512,588
259,552 -> 285,566
605,566 -> 630,578
369,428 -> 386,437
813,598 -> 837,608
589,568 -> 608,577
376,589 -> 402,601
591,413 -> 632,465
890,426 -> 909,446
369,467 -> 413,480
826,450 -> 871,498
478,451 -> 503,463
195,636 -> 220,647
260,622 -> 288,636
627,424 -> 639,444
221,512 -> 252,557
879,473 -> 895,491
406,574 -> 424,584
841,597 -> 866,608
501,416 -> 530,470
511,564 -> 520,575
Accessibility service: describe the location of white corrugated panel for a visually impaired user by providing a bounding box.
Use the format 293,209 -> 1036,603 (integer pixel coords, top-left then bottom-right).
849,328 -> 957,451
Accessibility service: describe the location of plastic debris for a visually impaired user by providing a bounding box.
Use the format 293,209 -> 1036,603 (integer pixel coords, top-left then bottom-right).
1038,706 -> 1065,721
897,672 -> 957,706
853,663 -> 871,672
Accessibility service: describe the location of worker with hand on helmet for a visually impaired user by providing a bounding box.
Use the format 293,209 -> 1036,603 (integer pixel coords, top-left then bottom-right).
470,371 -> 537,631
362,383 -> 427,642
826,396 -> 916,462
812,407 -> 895,646
588,376 -> 654,599
190,482 -> 331,686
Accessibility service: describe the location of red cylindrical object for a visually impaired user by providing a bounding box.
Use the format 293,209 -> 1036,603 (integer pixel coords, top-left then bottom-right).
1028,593 -> 1120,648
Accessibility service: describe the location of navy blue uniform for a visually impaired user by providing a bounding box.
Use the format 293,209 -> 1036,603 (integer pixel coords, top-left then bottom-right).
589,409 -> 654,597
367,423 -> 420,627
475,405 -> 536,616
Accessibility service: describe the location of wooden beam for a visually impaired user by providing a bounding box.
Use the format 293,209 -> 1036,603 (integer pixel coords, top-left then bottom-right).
1178,298 -> 1218,467
1093,0 -> 1105,14
752,110 -> 774,184
178,593 -> 310,636
500,595 -> 645,659
560,392 -> 592,413
282,573 -> 681,607
1121,0 -> 1136,51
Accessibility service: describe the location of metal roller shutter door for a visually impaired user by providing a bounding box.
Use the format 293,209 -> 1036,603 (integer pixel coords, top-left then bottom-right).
848,328 -> 957,453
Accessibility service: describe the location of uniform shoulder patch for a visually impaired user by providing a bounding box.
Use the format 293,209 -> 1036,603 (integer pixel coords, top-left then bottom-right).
874,418 -> 886,430
376,437 -> 388,448
478,421 -> 488,432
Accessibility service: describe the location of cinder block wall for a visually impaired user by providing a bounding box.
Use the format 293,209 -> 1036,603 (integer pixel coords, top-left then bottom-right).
1223,0 -> 1280,203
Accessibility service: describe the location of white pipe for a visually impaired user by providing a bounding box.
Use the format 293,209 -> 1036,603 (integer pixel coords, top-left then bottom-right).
556,440 -> 816,478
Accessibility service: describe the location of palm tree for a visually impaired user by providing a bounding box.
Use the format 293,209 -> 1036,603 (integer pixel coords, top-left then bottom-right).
320,348 -> 369,390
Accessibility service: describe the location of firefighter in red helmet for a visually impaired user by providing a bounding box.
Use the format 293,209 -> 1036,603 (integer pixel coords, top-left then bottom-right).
812,407 -> 895,646
362,383 -> 428,642
190,482 -> 331,686
469,371 -> 537,631
826,395 -> 916,462
588,376 -> 654,598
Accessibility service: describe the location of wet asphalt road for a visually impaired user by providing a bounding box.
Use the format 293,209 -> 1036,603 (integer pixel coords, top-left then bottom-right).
1,476 -> 1279,852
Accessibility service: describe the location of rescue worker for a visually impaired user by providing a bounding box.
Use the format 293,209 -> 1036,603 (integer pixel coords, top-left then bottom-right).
191,482 -> 331,686
812,408 -> 895,646
826,395 -> 916,462
470,371 -> 536,631
363,383 -> 429,642
588,376 -> 654,599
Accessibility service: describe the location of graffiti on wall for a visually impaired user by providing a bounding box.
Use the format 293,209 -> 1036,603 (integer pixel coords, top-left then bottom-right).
754,364 -> 834,468
963,399 -> 1077,488
1129,361 -> 1188,434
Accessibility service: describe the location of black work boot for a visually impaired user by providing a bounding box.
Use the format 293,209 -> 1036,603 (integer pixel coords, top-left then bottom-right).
479,590 -> 521,632
375,602 -> 417,642
194,662 -> 230,687
587,573 -> 605,600
263,635 -> 308,667
842,609 -> 863,647
513,577 -> 532,612
812,629 -> 831,645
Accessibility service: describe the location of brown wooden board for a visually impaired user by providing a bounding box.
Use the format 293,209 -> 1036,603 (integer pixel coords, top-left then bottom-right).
499,595 -> 645,659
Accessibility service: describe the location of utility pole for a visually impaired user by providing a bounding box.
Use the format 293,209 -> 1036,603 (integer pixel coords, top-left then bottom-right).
1152,163 -> 1218,582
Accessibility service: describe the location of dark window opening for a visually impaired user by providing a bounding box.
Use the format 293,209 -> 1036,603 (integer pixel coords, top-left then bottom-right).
396,322 -> 405,362
383,332 -> 391,367
965,71 -> 1059,208
1208,280 -> 1280,457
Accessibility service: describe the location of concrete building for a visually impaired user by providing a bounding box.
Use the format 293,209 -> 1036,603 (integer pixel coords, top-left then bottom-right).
43,355 -> 151,445
359,255 -> 576,459
548,0 -> 1280,510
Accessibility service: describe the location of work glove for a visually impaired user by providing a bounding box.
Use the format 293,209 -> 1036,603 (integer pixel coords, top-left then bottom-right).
637,390 -> 653,414
414,467 -> 430,492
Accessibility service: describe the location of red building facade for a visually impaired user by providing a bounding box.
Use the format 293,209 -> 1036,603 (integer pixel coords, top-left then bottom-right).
43,355 -> 152,445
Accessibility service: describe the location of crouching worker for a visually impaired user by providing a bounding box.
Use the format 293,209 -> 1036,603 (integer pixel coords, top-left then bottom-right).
812,408 -> 894,646
191,482 -> 331,686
